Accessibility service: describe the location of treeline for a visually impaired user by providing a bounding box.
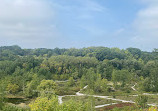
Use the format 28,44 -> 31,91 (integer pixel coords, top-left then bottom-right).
0,45 -> 157,61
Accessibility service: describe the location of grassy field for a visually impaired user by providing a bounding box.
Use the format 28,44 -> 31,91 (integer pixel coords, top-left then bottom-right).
147,95 -> 158,104
62,96 -> 122,106
115,95 -> 158,105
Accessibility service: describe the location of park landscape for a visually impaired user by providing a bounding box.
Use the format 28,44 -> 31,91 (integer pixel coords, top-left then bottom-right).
0,0 -> 158,110
0,45 -> 158,111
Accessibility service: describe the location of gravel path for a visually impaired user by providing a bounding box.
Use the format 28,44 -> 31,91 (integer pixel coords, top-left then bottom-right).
58,85 -> 158,108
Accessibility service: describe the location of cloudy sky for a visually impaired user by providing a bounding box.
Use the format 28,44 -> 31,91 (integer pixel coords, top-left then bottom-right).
0,0 -> 158,51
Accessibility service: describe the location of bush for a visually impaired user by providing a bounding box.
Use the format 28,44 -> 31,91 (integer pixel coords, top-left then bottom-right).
135,95 -> 148,108
29,96 -> 95,111
7,84 -> 19,94
2,105 -> 29,111
148,107 -> 158,111
67,77 -> 75,87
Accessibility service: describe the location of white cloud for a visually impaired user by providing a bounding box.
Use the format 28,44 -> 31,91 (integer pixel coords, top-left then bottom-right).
132,0 -> 158,50
0,0 -> 54,22
0,0 -> 59,48
0,0 -> 107,48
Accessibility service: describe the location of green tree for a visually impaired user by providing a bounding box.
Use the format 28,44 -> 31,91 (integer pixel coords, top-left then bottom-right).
29,96 -> 58,111
112,69 -> 131,87
142,67 -> 158,92
7,83 -> 19,94
80,75 -> 87,88
25,74 -> 40,97
0,81 -> 6,109
94,74 -> 108,93
86,68 -> 97,90
37,80 -> 56,97
37,80 -> 56,91
67,77 -> 75,87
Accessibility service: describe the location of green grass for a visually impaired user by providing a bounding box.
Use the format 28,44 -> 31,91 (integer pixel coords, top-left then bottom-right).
115,95 -> 137,101
81,88 -> 141,97
62,96 -> 121,106
115,95 -> 158,105
55,82 -> 80,96
146,95 -> 158,104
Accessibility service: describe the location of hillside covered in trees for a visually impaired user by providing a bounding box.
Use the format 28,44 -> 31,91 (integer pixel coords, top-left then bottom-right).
0,45 -> 158,111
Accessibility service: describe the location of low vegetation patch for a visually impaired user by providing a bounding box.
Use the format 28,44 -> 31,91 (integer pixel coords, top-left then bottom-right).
62,96 -> 121,106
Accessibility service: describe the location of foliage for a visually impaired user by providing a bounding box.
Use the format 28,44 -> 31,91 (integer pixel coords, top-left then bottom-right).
7,83 -> 19,94
37,80 -> 56,91
2,105 -> 28,111
25,74 -> 40,97
86,68 -> 97,90
0,92 -> 4,109
112,69 -> 131,87
29,96 -> 58,111
29,96 -> 95,111
94,74 -> 108,93
141,67 -> 158,92
0,80 -> 7,109
67,77 -> 75,87
135,95 -> 148,108
148,107 -> 158,111
0,45 -> 158,110
80,75 -> 87,88
37,80 -> 56,97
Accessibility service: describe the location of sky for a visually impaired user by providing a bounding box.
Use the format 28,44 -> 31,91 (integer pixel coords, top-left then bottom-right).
0,0 -> 158,51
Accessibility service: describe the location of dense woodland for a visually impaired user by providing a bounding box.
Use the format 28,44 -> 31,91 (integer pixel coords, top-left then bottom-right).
0,45 -> 158,111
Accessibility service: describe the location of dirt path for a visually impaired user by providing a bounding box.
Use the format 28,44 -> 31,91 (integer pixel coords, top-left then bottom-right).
131,84 -> 137,91
58,85 -> 158,108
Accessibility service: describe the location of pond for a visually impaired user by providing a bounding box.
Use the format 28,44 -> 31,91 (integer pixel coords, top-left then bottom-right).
6,98 -> 30,105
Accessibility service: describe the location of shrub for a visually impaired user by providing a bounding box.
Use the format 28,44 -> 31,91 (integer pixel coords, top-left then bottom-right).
29,96 -> 95,111
135,95 -> 148,108
2,105 -> 28,111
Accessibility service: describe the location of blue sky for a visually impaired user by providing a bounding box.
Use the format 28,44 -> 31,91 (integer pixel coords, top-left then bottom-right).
0,0 -> 158,51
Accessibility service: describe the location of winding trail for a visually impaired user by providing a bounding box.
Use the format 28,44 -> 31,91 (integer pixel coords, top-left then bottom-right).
58,85 -> 88,104
130,83 -> 158,96
131,83 -> 137,91
58,85 -> 158,108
